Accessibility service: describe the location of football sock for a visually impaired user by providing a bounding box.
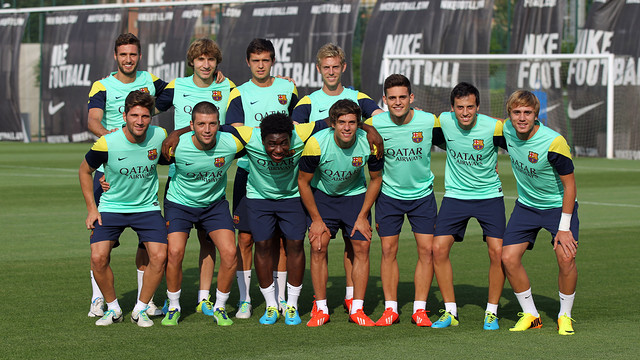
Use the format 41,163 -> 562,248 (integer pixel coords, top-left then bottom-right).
514,288 -> 539,317
106,299 -> 122,313
133,300 -> 148,314
345,286 -> 354,300
351,299 -> 364,314
316,299 -> 329,314
444,302 -> 457,317
136,269 -> 144,301
558,291 -> 575,318
197,290 -> 210,303
90,270 -> 103,300
259,282 -> 277,308
236,270 -> 252,303
286,282 -> 302,309
167,290 -> 181,311
413,300 -> 427,314
274,271 -> 287,303
486,302 -> 498,315
214,289 -> 230,310
385,300 -> 398,313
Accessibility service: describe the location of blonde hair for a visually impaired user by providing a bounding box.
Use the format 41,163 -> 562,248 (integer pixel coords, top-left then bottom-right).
506,90 -> 540,118
316,43 -> 346,67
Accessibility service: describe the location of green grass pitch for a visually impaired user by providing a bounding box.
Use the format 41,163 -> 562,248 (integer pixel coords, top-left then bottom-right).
1,142 -> 639,359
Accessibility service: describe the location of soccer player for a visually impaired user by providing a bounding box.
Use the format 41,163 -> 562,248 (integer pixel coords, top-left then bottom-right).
299,99 -> 383,327
161,102 -> 241,326
225,38 -> 299,318
79,90 -> 168,327
155,38 -> 235,316
501,90 -> 579,335
86,33 -> 167,318
431,82 -> 506,330
292,43 -> 384,310
364,74 -> 443,327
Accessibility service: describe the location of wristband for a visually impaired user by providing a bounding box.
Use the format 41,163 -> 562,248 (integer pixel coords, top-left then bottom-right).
558,212 -> 572,231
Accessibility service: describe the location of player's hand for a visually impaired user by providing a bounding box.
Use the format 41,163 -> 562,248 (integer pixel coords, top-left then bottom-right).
99,175 -> 110,192
215,70 -> 226,83
308,220 -> 329,251
365,127 -> 384,160
275,75 -> 297,86
554,230 -> 578,259
351,215 -> 372,241
108,128 -> 119,134
86,209 -> 102,230
162,131 -> 181,160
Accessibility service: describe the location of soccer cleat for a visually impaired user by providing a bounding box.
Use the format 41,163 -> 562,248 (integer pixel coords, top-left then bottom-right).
284,306 -> 301,325
557,314 -> 575,335
161,299 -> 169,315
95,309 -> 123,326
431,310 -> 459,328
375,308 -> 400,326
196,295 -> 215,316
131,306 -> 154,327
343,298 -> 353,313
213,308 -> 234,326
483,311 -> 499,330
146,299 -> 164,316
349,309 -> 375,327
411,309 -> 432,327
88,297 -> 105,318
306,310 -> 330,327
278,299 -> 288,317
161,308 -> 181,326
235,301 -> 252,319
509,312 -> 542,331
310,299 -> 318,318
259,306 -> 279,325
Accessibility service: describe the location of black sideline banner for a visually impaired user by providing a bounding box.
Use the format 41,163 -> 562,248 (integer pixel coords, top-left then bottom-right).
0,14 -> 28,141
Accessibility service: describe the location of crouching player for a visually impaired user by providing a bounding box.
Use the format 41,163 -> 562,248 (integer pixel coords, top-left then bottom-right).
501,90 -> 579,335
298,99 -> 383,327
161,102 -> 241,326
79,90 -> 167,327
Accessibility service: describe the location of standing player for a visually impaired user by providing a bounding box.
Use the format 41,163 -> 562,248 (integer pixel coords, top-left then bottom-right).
225,38 -> 298,318
155,38 -> 235,316
501,90 -> 579,335
79,90 -> 167,327
299,99 -> 383,327
431,82 -> 506,330
161,102 -> 241,326
364,74 -> 442,327
86,33 -> 166,318
292,43 -> 383,310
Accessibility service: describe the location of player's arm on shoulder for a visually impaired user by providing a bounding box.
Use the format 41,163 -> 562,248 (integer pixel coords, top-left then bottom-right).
295,121 -> 327,142
150,73 -> 168,95
352,168 -> 382,241
433,116 -> 446,150
162,125 -> 190,161
154,80 -> 175,113
492,118 -> 507,150
357,92 -> 383,118
221,124 -> 252,145
361,122 -> 384,159
215,69 -> 226,84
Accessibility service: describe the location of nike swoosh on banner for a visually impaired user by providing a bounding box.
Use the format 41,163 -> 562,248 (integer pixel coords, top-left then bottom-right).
540,103 -> 561,116
48,101 -> 65,115
567,101 -> 604,119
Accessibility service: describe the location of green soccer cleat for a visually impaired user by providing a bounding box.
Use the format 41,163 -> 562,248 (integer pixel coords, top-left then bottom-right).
557,314 -> 575,335
161,308 -> 181,326
213,308 -> 234,326
431,310 -> 459,328
509,312 -> 542,331
196,295 -> 215,316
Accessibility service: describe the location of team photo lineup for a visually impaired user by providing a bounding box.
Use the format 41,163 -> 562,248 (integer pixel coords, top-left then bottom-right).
80,33 -> 579,334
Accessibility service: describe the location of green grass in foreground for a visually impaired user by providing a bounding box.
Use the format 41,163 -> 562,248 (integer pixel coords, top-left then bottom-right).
0,142 -> 639,359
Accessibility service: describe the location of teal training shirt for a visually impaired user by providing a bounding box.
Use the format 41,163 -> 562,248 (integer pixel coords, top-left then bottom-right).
439,112 -> 503,200
292,88 -> 380,123
85,126 -> 167,213
166,131 -> 243,208
365,110 -> 438,200
503,120 -> 574,209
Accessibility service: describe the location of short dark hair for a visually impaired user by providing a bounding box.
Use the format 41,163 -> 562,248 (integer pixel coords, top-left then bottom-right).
329,99 -> 361,126
246,38 -> 275,61
260,113 -> 294,141
124,90 -> 154,115
191,101 -> 219,122
384,74 -> 412,95
114,33 -> 141,55
450,82 -> 480,106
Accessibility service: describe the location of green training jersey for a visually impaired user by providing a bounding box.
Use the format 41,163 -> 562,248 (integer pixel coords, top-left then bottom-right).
299,128 -> 383,196
85,126 -> 167,213
439,112 -> 503,200
166,131 -> 243,208
365,110 -> 439,200
292,87 -> 380,123
503,120 -> 574,209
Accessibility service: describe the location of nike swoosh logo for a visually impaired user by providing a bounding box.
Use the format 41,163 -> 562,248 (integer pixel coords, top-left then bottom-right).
183,94 -> 191,97
115,96 -> 123,100
185,162 -> 194,166
321,159 -> 334,165
541,103 -> 561,114
383,138 -> 392,141
118,157 -> 127,161
567,101 -> 604,119
250,101 -> 259,105
319,109 -> 327,113
48,101 -> 65,115
447,138 -> 455,142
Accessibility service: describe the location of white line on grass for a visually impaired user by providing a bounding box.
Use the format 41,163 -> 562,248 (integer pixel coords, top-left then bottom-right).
0,164 -> 77,173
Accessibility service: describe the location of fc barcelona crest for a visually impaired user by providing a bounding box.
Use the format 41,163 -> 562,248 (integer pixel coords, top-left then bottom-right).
528,151 -> 538,163
352,156 -> 363,167
139,87 -> 150,94
278,94 -> 288,105
412,132 -> 423,143
233,215 -> 240,224
212,91 -> 222,102
148,149 -> 158,160
473,139 -> 484,150
214,157 -> 225,168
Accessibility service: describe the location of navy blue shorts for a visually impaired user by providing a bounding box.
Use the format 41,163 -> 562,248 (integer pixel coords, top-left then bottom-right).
232,168 -> 251,232
375,192 -> 437,237
434,197 -> 506,241
503,201 -> 579,250
90,211 -> 168,246
309,190 -> 370,241
246,197 -> 306,242
164,198 -> 234,235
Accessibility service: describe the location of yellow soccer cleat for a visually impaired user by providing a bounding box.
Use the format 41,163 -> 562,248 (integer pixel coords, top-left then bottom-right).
509,312 -> 542,331
557,314 -> 575,335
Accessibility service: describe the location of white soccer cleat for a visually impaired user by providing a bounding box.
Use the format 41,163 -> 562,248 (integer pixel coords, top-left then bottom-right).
235,301 -> 253,319
95,309 -> 122,326
88,297 -> 105,318
131,307 -> 154,327
145,299 -> 164,316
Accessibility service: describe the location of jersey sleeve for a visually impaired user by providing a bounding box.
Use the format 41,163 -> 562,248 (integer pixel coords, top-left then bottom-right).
88,81 -> 106,110
291,95 -> 312,123
367,151 -> 384,172
228,79 -> 237,90
288,86 -> 300,117
154,79 -> 175,112
493,120 -> 507,150
548,136 -> 574,175
356,92 -> 381,118
295,120 -> 329,142
225,88 -> 244,125
150,73 -> 168,96
85,137 -> 108,169
220,124 -> 253,145
299,137 -> 321,174
432,116 -> 445,147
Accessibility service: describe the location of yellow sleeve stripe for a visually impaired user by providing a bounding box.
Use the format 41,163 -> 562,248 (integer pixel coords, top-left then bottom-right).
434,115 -> 441,128
166,79 -> 176,89
292,85 -> 299,97
234,136 -> 245,152
228,88 -> 241,103
150,73 -> 160,82
494,120 -> 503,136
91,136 -> 108,152
294,122 -> 315,141
301,137 -> 321,156
294,96 -> 311,107
364,118 -> 373,126
228,79 -> 237,88
236,126 -> 253,143
88,81 -> 106,98
357,92 -> 373,100
550,136 -> 572,159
